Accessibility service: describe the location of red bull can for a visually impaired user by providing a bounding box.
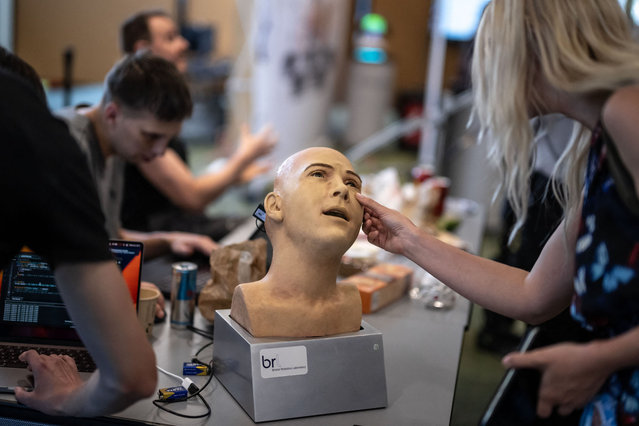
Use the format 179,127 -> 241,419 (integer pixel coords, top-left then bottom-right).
170,262 -> 197,329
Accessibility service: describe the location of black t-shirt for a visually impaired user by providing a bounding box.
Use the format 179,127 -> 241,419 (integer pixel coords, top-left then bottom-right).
121,137 -> 187,231
0,70 -> 111,269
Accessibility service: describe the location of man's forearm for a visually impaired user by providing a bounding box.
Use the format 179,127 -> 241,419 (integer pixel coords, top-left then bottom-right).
49,262 -> 158,416
120,229 -> 171,260
61,370 -> 153,417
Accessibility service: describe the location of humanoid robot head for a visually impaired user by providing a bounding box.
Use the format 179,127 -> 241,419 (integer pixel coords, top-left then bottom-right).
264,147 -> 363,254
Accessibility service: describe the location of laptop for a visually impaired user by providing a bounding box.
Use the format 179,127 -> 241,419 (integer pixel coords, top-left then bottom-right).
0,240 -> 143,389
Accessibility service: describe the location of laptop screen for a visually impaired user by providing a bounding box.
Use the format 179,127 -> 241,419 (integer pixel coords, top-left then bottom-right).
0,240 -> 143,345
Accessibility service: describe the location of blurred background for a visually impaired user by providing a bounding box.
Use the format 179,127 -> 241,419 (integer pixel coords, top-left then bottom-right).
4,1 -> 638,423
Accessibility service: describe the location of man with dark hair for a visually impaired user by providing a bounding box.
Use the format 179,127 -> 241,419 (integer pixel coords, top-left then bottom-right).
55,52 -> 216,259
0,46 -> 157,416
118,10 -> 276,239
102,51 -> 192,123
121,9 -> 189,74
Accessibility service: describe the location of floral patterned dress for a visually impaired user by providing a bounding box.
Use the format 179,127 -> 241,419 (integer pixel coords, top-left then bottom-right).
572,123 -> 639,426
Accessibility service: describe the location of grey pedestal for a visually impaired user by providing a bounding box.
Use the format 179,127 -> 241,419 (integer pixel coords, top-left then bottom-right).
213,309 -> 387,422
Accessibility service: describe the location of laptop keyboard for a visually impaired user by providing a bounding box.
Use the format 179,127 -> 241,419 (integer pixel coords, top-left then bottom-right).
0,345 -> 96,372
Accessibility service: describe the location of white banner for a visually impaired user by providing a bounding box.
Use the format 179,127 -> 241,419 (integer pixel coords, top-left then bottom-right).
250,0 -> 349,163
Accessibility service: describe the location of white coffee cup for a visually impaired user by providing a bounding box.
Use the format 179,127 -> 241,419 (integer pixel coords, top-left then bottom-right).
137,287 -> 160,336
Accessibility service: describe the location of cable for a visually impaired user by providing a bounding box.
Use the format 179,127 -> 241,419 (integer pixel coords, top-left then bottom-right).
187,361 -> 215,397
186,324 -> 214,339
195,341 -> 214,357
152,393 -> 211,419
189,341 -> 215,395
151,340 -> 216,419
157,365 -> 182,382
153,360 -> 214,419
157,365 -> 199,394
191,340 -> 214,367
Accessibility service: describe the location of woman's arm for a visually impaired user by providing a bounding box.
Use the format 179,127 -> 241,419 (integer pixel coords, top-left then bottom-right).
357,193 -> 576,324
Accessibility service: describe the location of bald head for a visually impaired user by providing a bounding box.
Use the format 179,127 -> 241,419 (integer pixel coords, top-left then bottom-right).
265,147 -> 363,255
273,147 -> 361,194
230,146 -> 365,337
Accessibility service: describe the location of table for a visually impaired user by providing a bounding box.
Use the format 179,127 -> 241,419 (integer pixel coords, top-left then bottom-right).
1,199 -> 485,426
115,199 -> 485,425
112,291 -> 472,426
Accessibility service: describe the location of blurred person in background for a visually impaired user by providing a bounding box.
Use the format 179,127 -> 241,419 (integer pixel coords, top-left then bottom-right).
119,10 -> 277,240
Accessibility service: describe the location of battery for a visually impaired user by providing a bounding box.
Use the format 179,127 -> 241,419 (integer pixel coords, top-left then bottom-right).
158,386 -> 188,401
183,362 -> 211,376
170,262 -> 197,329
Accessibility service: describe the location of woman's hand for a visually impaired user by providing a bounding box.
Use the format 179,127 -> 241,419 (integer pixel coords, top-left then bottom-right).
503,342 -> 611,417
356,193 -> 418,256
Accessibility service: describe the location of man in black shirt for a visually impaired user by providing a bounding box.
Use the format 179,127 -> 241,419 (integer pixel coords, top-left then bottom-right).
0,49 -> 156,416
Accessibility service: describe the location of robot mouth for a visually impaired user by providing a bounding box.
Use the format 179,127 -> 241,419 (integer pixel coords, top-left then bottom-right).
323,208 -> 349,222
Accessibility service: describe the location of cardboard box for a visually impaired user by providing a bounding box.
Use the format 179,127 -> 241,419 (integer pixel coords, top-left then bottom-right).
341,264 -> 414,314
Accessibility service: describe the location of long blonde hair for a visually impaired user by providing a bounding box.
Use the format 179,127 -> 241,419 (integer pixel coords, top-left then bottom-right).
471,0 -> 639,238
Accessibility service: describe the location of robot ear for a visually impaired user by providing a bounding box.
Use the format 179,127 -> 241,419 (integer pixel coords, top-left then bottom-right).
264,192 -> 283,222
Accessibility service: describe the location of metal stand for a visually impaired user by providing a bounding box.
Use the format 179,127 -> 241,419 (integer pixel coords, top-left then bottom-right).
213,310 -> 387,422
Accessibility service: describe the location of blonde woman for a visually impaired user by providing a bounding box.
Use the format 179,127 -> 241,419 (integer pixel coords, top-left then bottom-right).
357,0 -> 639,423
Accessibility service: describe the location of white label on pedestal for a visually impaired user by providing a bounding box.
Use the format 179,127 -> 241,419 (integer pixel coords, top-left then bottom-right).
259,346 -> 308,379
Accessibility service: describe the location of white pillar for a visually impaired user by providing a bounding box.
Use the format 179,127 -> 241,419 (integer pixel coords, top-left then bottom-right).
0,0 -> 15,50
418,0 -> 446,170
